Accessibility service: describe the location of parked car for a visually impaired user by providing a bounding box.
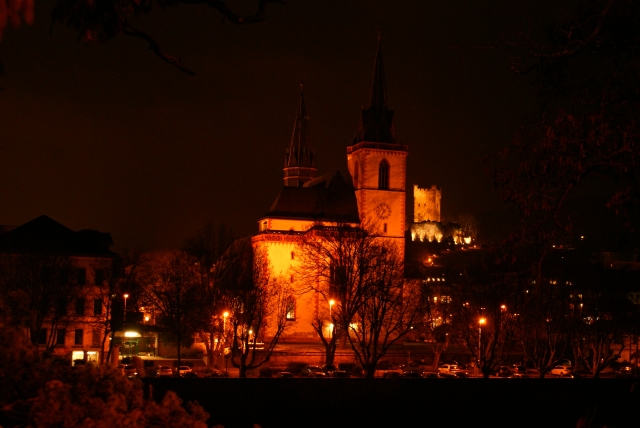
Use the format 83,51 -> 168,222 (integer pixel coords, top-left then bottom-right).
301,365 -> 324,377
276,371 -> 294,378
402,370 -> 422,378
182,371 -> 200,378
497,366 -> 511,377
438,364 -> 460,374
178,366 -> 193,376
330,370 -> 350,378
550,366 -> 573,376
382,371 -> 402,378
617,363 -> 635,377
156,365 -> 173,377
308,371 -> 327,378
423,372 -> 441,379
322,364 -> 338,375
123,365 -> 137,378
203,369 -> 228,378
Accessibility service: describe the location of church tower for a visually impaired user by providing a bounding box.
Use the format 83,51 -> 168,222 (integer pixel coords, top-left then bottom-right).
284,84 -> 316,187
347,34 -> 407,247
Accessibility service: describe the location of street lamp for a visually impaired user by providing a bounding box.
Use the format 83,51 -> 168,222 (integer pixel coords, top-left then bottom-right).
329,299 -> 336,338
123,294 -> 129,322
478,317 -> 486,377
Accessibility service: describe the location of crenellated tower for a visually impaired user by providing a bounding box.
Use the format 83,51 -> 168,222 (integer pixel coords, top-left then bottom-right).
284,84 -> 316,187
347,34 -> 407,248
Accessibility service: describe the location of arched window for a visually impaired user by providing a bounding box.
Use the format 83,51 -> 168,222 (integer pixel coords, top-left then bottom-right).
378,159 -> 390,190
286,296 -> 296,320
354,160 -> 359,189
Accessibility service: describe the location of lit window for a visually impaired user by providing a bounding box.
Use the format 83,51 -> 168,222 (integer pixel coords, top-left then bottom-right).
378,159 -> 389,190
286,296 -> 296,320
92,330 -> 101,346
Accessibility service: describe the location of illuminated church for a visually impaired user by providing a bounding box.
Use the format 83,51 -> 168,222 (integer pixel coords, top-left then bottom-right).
253,37 -> 435,338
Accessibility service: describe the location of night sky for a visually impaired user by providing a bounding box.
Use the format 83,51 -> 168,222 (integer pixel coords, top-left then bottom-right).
1,0 -> 561,251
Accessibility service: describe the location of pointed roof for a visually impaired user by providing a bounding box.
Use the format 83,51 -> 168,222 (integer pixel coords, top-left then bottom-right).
0,215 -> 116,256
263,171 -> 360,223
285,83 -> 315,169
353,33 -> 396,145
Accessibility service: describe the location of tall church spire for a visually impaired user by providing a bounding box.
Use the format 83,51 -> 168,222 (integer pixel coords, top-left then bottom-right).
284,83 -> 316,187
353,32 -> 396,144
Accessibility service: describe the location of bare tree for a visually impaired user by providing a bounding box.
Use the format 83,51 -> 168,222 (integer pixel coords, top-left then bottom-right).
294,224 -> 381,367
182,223 -> 235,367
137,250 -> 199,373
346,239 -> 421,378
0,253 -> 81,353
216,238 -> 291,378
1,0 -> 284,74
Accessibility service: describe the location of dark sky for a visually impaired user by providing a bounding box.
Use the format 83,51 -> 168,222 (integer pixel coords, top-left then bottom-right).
0,0 -> 561,251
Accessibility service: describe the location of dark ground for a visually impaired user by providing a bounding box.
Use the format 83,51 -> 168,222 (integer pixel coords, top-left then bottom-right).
144,377 -> 639,428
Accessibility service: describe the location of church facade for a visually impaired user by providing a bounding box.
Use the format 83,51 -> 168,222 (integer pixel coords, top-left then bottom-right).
252,36 -> 408,338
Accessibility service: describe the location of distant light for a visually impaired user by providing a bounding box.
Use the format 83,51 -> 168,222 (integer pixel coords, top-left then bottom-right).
124,331 -> 140,338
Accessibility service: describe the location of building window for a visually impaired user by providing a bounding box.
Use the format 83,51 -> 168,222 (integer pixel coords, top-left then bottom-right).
383,223 -> 387,233
74,329 -> 84,346
286,296 -> 296,321
378,159 -> 389,190
77,269 -> 86,285
57,329 -> 66,345
76,298 -> 85,316
92,330 -> 101,347
38,328 -> 47,345
93,299 -> 102,316
94,269 -> 104,285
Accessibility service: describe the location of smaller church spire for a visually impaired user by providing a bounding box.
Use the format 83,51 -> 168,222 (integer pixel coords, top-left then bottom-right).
284,83 -> 317,187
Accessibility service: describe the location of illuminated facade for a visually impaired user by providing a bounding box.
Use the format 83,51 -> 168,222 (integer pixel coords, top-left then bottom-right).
253,36 -> 407,338
0,215 -> 117,364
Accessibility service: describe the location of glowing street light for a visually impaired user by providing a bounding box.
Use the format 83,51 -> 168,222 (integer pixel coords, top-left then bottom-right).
478,317 -> 486,377
329,299 -> 335,319
222,311 -> 229,335
123,294 -> 129,322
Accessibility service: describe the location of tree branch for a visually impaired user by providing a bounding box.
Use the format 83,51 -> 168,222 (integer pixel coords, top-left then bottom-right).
122,23 -> 196,76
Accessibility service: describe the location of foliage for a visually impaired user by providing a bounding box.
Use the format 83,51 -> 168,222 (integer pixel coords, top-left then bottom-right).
491,0 -> 640,251
0,298 -> 209,427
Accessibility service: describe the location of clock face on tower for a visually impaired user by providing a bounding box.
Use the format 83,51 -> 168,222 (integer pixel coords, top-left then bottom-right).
375,203 -> 392,220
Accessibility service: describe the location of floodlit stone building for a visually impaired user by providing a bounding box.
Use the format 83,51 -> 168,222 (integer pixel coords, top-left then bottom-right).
253,36 -> 407,338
